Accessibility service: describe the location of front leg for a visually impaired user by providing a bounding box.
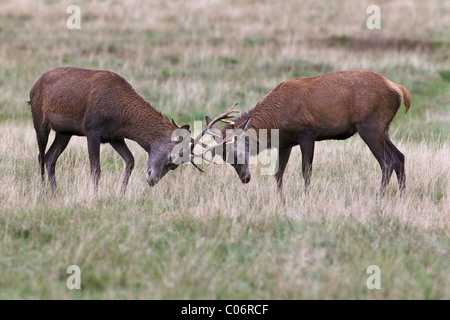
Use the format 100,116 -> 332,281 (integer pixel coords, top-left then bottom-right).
275,147 -> 292,195
110,139 -> 135,195
298,132 -> 315,194
87,133 -> 101,197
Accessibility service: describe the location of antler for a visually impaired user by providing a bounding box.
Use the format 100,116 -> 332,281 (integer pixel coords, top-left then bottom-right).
190,155 -> 205,172
191,103 -> 240,150
171,103 -> 240,169
171,118 -> 210,149
171,118 -> 219,170
202,115 -> 252,161
171,118 -> 182,128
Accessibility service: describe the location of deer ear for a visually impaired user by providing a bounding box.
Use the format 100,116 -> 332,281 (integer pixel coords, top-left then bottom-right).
205,116 -> 220,130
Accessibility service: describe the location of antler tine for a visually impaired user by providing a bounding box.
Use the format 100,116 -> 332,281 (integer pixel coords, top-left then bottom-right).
192,152 -> 214,164
202,126 -> 236,157
190,156 -> 205,173
191,103 -> 239,148
171,118 -> 182,128
204,129 -> 223,138
190,153 -> 216,172
220,119 -> 235,127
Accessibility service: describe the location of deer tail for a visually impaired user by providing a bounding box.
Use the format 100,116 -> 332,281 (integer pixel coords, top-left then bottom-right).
399,85 -> 411,115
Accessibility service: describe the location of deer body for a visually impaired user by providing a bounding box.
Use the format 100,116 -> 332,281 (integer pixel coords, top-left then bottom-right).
30,67 -> 188,196
218,71 -> 411,195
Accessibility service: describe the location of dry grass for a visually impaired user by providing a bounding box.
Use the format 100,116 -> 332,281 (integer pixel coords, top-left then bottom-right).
0,0 -> 449,299
1,124 -> 448,231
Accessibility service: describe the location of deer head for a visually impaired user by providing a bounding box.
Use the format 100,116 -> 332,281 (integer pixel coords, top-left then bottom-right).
145,124 -> 188,186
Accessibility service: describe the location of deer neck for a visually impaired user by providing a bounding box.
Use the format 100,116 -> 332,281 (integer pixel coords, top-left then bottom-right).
123,103 -> 176,152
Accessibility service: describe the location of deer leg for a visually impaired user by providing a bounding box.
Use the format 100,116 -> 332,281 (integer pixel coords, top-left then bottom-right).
45,133 -> 72,196
110,139 -> 135,195
34,124 -> 50,189
275,147 -> 292,196
385,134 -> 406,195
298,132 -> 315,194
357,126 -> 393,196
87,134 -> 101,197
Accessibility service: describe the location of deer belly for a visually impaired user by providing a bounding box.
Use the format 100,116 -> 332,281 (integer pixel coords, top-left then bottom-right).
46,113 -> 86,136
315,124 -> 356,141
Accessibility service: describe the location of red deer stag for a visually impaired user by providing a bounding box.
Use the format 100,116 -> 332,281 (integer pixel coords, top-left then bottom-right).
29,67 -> 204,196
203,71 -> 411,196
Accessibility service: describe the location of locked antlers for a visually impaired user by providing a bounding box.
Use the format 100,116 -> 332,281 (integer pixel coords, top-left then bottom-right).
192,103 -> 239,149
171,103 -> 240,170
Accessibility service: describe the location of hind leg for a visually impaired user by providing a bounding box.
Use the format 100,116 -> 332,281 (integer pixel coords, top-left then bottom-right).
385,133 -> 405,195
33,122 -> 50,189
45,133 -> 72,196
357,125 -> 394,196
87,133 -> 101,197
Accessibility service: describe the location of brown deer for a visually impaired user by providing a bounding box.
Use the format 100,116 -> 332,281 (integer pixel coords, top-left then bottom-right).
29,67 -> 203,196
202,71 -> 411,196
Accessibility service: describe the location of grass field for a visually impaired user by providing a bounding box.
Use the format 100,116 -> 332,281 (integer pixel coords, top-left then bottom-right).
0,0 -> 449,299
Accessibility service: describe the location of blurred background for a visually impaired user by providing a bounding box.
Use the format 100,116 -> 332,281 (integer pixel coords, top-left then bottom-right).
0,0 -> 449,142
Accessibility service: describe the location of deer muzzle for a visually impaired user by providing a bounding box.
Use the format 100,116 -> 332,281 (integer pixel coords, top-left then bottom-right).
240,173 -> 251,184
146,170 -> 160,186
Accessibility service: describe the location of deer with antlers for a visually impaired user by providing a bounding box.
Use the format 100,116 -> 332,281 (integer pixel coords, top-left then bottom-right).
200,71 -> 411,197
29,67 -> 204,196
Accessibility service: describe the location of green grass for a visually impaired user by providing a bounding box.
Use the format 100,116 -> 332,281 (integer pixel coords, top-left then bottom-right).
1,204 -> 448,299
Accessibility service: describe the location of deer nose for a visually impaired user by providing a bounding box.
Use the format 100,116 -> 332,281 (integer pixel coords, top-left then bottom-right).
241,174 -> 251,184
146,170 -> 159,186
